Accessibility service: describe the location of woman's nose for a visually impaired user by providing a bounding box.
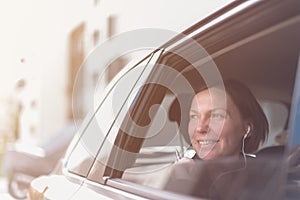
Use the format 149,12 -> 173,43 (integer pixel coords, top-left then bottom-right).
195,117 -> 210,134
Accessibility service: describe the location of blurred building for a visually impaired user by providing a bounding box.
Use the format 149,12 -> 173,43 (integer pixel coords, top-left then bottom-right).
0,0 -> 232,144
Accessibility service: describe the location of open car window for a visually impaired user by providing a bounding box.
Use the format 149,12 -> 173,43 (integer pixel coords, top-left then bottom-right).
64,49 -> 164,178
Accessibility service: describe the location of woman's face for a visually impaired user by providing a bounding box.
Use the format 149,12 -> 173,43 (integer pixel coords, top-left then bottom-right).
188,87 -> 246,160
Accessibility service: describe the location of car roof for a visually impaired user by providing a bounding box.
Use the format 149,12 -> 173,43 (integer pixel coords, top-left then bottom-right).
158,0 -> 300,105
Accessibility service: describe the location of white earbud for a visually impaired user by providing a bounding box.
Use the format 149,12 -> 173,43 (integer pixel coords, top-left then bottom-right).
242,125 -> 256,159
244,125 -> 251,139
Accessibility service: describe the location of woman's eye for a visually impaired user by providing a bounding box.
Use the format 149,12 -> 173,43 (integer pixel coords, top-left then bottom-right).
211,113 -> 226,120
190,114 -> 199,119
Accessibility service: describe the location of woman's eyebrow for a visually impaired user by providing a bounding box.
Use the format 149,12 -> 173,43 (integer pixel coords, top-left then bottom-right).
190,107 -> 227,112
211,108 -> 228,112
189,109 -> 199,114
212,108 -> 232,117
189,108 -> 231,116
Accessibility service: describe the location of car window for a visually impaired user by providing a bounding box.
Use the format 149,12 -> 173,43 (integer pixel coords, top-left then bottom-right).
288,55 -> 300,146
64,50 -> 164,178
81,27 -> 224,183
91,62 -> 203,186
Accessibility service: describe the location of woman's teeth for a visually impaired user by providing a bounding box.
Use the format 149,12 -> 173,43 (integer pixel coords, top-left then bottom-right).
198,140 -> 219,145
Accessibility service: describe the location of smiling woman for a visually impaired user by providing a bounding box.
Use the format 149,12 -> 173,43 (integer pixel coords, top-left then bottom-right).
188,80 -> 269,160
